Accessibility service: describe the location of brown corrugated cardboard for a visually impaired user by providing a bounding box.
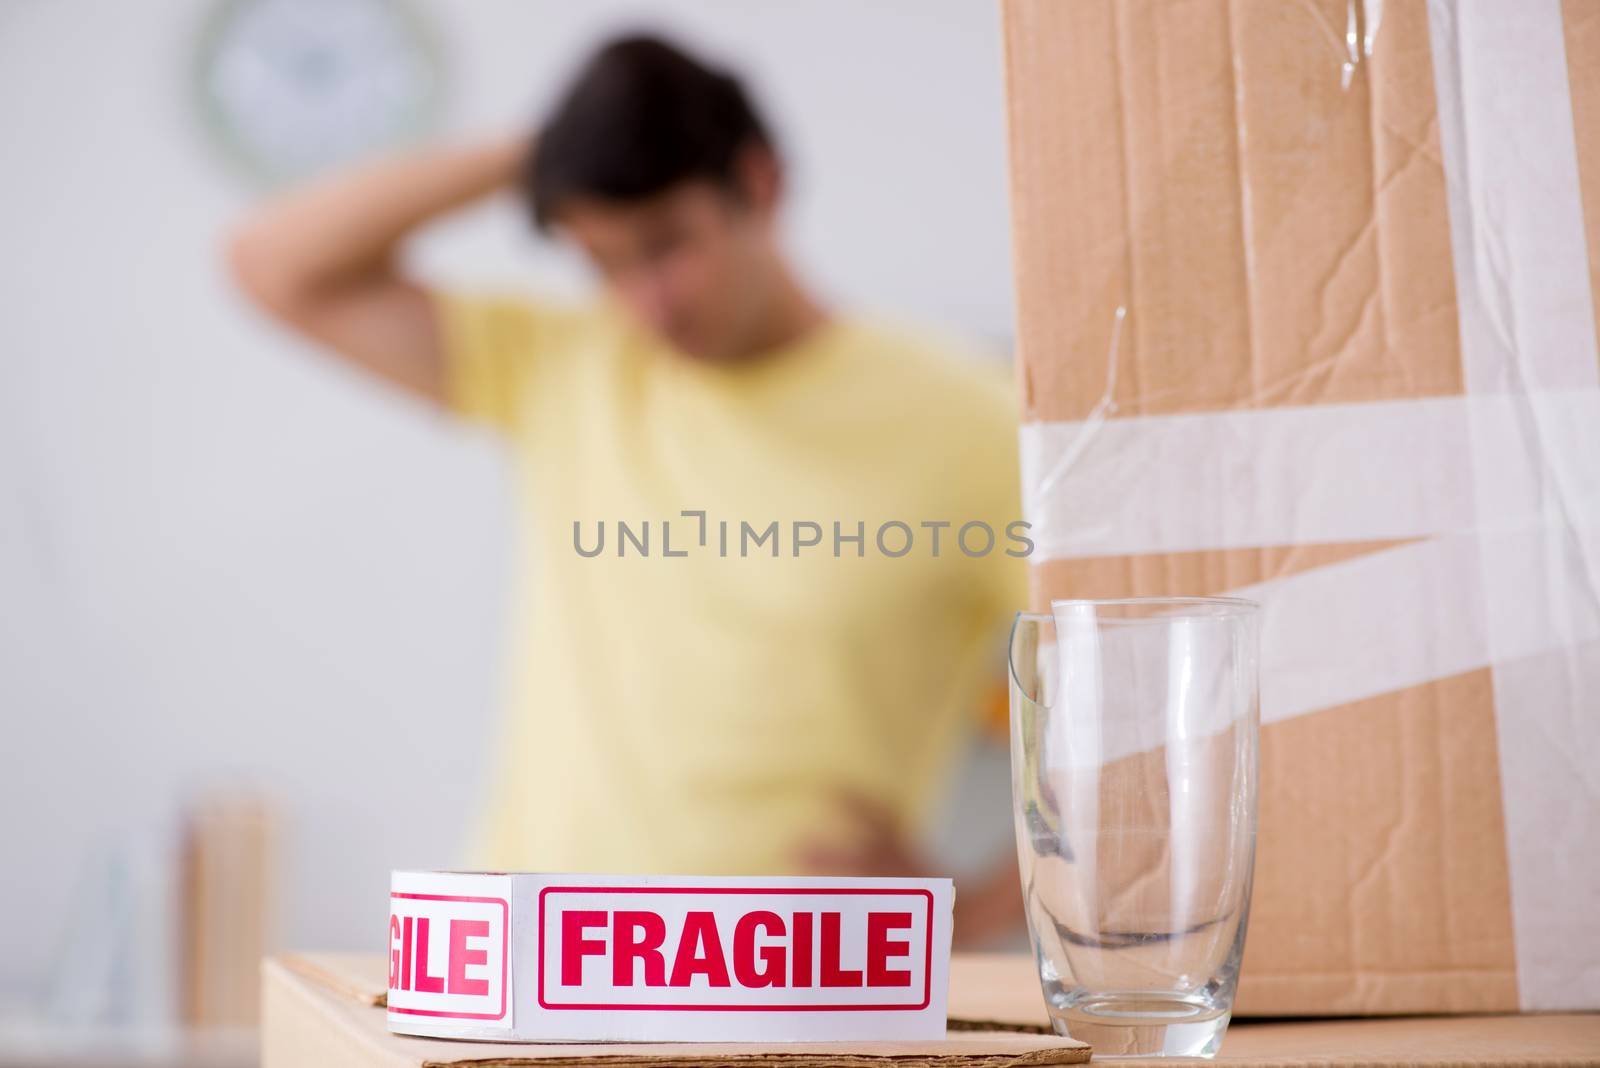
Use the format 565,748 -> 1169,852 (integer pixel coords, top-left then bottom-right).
261,953 -> 1600,1067
1001,0 -> 1599,1016
1569,0 -> 1600,342
260,954 -> 1090,1067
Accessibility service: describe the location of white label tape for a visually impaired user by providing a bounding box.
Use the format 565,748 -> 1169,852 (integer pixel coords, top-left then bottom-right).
387,871 -> 954,1042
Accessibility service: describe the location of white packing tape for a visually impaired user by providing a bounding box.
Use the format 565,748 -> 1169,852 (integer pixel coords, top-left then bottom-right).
1020,389 -> 1600,732
1021,391 -> 1600,562
386,871 -> 955,1042
1427,0 -> 1600,1012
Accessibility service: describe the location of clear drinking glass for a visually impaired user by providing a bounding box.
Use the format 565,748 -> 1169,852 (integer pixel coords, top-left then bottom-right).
1009,599 -> 1259,1057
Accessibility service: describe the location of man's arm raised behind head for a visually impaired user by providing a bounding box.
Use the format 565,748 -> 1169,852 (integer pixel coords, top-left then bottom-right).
225,136 -> 529,405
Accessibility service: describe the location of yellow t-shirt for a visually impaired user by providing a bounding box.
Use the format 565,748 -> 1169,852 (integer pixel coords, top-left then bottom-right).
440,294 -> 1026,875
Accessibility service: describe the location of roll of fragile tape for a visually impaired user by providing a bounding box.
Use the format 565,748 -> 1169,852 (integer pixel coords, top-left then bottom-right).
386,870 -> 955,1043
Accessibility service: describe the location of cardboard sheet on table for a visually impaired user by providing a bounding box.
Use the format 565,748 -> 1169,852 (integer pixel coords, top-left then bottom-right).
265,954 -> 1088,1067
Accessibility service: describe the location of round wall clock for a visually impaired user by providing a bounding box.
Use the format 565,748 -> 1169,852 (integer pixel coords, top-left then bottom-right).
194,0 -> 443,186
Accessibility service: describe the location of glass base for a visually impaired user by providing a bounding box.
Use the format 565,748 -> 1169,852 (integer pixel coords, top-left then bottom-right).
1047,993 -> 1231,1058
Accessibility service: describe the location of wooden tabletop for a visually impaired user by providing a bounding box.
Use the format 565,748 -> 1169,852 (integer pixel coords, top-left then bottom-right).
265,952 -> 1600,1067
950,955 -> 1600,1066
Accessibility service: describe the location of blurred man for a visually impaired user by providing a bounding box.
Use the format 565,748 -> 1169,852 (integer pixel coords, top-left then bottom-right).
229,35 -> 1025,940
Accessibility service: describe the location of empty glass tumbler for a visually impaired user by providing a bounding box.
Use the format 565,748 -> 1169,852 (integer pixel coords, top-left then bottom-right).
1009,599 -> 1260,1057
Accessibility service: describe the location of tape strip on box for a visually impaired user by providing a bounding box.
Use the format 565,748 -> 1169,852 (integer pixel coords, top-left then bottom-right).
386,871 -> 955,1043
1426,0 -> 1600,1013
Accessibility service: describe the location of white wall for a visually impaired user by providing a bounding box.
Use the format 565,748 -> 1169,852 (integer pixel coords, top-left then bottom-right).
0,0 -> 1015,1009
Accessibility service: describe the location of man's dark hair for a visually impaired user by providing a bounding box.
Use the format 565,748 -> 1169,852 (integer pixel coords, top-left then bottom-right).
525,34 -> 774,230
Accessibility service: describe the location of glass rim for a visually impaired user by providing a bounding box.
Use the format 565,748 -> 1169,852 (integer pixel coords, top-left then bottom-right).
1009,597 -> 1259,702
1050,595 -> 1258,610
1042,595 -> 1260,620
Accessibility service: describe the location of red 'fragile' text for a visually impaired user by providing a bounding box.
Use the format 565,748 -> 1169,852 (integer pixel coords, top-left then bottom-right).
389,914 -> 491,995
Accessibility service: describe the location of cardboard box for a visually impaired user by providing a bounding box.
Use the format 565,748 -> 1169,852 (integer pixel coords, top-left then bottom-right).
262,952 -> 1600,1067
1000,0 -> 1600,1015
